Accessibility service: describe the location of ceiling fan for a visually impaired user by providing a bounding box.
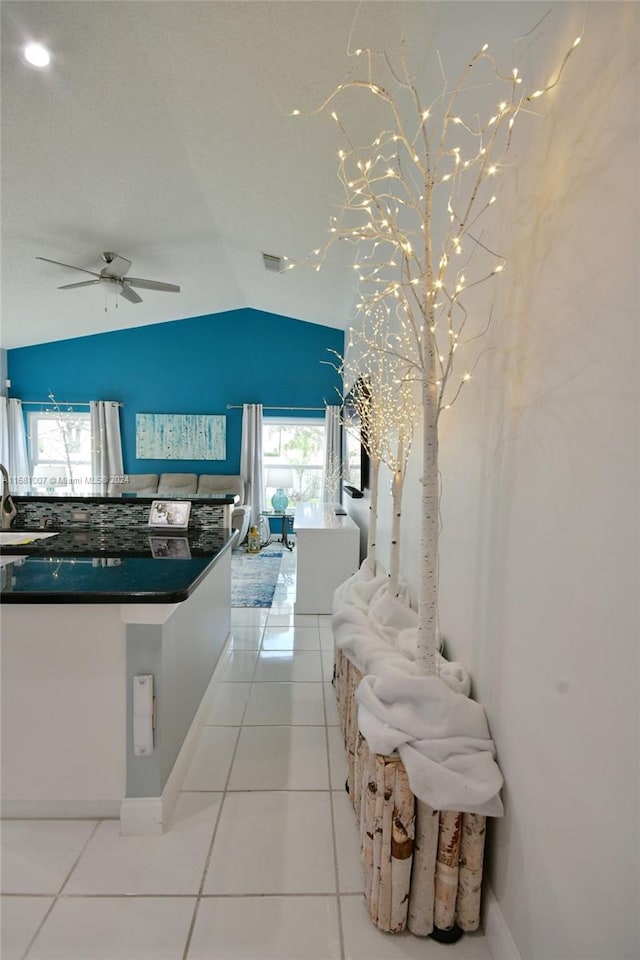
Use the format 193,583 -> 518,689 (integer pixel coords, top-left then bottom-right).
36,251 -> 181,304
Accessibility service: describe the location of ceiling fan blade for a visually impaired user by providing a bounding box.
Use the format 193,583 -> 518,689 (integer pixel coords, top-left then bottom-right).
36,256 -> 101,278
58,280 -> 100,290
126,277 -> 181,293
120,283 -> 143,304
101,254 -> 132,278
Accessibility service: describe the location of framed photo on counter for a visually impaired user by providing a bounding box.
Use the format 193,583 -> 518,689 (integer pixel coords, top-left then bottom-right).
147,499 -> 191,529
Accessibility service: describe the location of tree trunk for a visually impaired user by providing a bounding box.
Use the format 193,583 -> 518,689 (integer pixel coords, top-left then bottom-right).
416,363 -> 439,676
415,177 -> 439,677
388,437 -> 405,597
365,456 -> 380,572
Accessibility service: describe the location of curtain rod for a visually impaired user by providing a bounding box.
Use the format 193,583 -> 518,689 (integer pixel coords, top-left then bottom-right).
226,404 -> 326,412
18,400 -> 123,408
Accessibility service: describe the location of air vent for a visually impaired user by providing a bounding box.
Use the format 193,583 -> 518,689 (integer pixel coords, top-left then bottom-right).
262,252 -> 283,273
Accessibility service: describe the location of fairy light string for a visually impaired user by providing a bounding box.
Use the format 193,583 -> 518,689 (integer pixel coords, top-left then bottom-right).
287,31 -> 581,421
290,25 -> 581,667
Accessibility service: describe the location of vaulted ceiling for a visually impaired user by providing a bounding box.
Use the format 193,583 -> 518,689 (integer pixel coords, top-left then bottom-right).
1,1 -> 561,349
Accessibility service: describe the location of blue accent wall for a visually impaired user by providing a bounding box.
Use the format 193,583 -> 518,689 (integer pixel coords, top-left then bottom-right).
7,309 -> 344,475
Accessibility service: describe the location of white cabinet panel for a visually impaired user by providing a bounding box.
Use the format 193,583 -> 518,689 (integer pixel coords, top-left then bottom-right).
293,504 -> 360,614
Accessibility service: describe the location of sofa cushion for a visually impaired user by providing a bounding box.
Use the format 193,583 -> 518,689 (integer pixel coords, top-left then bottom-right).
197,474 -> 246,501
157,473 -> 198,495
108,474 -> 159,496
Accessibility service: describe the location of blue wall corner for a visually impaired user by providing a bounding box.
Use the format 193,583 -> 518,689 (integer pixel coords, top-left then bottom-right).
7,308 -> 344,474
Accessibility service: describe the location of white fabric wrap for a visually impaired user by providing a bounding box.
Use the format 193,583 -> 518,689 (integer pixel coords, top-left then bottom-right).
331,561 -> 503,816
356,666 -> 504,817
333,574 -> 470,697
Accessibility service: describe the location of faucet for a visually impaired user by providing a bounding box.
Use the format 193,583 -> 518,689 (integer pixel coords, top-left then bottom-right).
1,463 -> 18,529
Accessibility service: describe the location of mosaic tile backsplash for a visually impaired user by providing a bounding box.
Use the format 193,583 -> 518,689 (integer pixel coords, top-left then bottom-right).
14,498 -> 228,531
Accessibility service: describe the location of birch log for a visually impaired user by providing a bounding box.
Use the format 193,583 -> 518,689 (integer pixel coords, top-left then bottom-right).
341,656 -> 351,744
353,731 -> 365,818
455,814 -> 486,931
341,656 -> 352,781
361,747 -> 377,921
433,810 -> 463,931
340,651 -> 350,739
407,799 -> 439,935
334,647 -> 345,726
361,753 -> 414,933
376,758 -> 396,930
368,755 -> 386,923
358,735 -> 371,850
390,759 -> 415,932
345,661 -> 362,796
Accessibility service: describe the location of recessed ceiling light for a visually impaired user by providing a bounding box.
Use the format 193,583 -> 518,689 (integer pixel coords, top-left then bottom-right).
23,42 -> 51,68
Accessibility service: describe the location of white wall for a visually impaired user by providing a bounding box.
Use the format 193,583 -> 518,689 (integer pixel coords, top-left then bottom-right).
353,4 -> 639,958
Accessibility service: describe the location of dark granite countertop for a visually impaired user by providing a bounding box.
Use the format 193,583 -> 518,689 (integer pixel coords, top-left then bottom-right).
0,527 -> 238,604
12,493 -> 238,503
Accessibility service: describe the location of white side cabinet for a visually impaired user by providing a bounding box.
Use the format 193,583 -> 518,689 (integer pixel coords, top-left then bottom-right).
293,503 -> 360,614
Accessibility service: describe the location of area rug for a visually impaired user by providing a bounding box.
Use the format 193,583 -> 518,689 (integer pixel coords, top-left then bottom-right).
231,546 -> 284,607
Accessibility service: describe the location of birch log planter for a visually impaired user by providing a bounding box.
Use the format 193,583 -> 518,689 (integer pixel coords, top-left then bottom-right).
333,648 -> 486,938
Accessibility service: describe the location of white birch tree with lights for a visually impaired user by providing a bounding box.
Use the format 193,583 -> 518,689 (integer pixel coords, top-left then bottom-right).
336,344 -> 383,576
290,33 -> 581,678
341,302 -> 420,597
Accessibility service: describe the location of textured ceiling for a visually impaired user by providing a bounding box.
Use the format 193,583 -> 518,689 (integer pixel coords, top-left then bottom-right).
1,1 -> 568,348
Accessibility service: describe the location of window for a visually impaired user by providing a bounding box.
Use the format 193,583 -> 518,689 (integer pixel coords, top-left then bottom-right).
262,418 -> 325,508
28,410 -> 92,495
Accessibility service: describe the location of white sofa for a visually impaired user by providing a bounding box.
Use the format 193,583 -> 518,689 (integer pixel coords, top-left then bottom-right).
197,475 -> 251,543
108,473 -> 251,543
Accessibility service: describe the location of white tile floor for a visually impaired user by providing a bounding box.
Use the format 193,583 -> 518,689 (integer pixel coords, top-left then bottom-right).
0,546 -> 492,960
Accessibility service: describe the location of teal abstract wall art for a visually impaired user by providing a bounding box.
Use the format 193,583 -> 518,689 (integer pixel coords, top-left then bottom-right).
136,413 -> 226,460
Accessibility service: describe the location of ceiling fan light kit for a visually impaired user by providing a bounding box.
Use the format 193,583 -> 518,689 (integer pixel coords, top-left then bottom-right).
36,251 -> 181,304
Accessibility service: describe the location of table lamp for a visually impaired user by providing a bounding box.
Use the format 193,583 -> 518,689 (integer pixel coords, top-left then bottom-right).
267,467 -> 294,512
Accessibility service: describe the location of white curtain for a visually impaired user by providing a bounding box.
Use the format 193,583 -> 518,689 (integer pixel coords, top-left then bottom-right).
0,397 -> 8,468
90,401 -> 124,494
0,397 -> 31,493
323,404 -> 342,503
240,403 -> 265,524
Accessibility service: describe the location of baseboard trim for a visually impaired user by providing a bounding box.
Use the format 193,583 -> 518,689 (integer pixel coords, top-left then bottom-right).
120,630 -> 232,836
483,884 -> 522,960
119,797 -> 163,836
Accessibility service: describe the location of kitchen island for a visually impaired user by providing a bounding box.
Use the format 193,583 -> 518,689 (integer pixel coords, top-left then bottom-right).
1,510 -> 237,834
